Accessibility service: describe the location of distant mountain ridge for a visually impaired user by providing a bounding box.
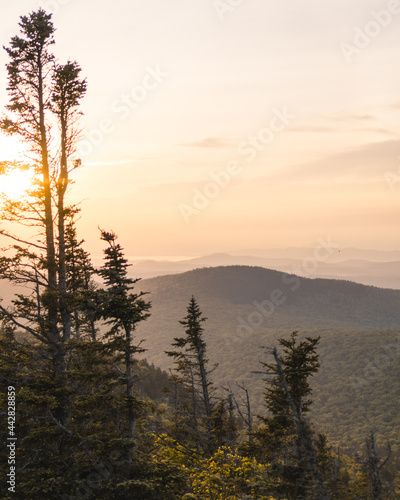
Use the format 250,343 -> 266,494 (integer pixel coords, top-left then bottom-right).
137,265 -> 400,336
129,249 -> 400,289
230,247 -> 400,262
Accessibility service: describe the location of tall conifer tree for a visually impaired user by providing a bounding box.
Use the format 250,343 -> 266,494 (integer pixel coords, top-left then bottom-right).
166,296 -> 218,454
256,331 -> 328,499
97,230 -> 151,440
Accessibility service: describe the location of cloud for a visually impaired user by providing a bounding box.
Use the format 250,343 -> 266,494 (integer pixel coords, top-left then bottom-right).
179,137 -> 233,149
287,113 -> 390,136
288,122 -> 396,138
321,112 -> 376,122
347,114 -> 376,122
387,101 -> 400,110
84,158 -> 148,167
360,128 -> 398,137
257,139 -> 400,185
288,125 -> 336,133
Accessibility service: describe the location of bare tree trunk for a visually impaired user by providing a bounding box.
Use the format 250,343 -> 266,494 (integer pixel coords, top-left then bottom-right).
90,319 -> 96,342
74,310 -> 81,340
245,386 -> 253,441
366,431 -> 383,500
125,325 -> 135,440
38,59 -> 66,406
196,344 -> 212,424
233,382 -> 253,442
57,110 -> 72,344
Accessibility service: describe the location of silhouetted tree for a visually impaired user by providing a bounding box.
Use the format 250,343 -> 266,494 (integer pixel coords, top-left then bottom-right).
255,331 -> 328,499
64,218 -> 97,340
363,430 -> 392,500
166,296 -> 217,454
210,397 -> 238,448
52,61 -> 87,344
97,230 -> 151,440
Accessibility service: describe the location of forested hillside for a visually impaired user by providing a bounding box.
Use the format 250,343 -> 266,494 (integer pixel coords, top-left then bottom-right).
137,266 -> 400,331
129,251 -> 400,289
135,266 -> 400,450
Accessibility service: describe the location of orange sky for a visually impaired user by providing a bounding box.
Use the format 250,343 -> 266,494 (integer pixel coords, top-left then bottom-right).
1,0 -> 400,258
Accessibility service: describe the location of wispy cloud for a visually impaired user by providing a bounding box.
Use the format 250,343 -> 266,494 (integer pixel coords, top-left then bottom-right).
360,128 -> 398,137
386,101 -> 400,110
321,112 -> 376,122
288,125 -> 336,133
179,137 -> 233,149
347,114 -> 376,122
254,139 -> 400,185
289,125 -> 395,136
84,158 -> 148,167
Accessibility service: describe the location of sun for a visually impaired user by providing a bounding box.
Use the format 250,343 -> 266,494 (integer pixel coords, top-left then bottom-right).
1,135 -> 32,199
1,169 -> 33,200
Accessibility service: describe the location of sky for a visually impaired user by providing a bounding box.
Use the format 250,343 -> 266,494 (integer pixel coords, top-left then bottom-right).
0,0 -> 400,258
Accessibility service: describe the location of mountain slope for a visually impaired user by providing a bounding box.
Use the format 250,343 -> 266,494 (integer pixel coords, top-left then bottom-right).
129,250 -> 400,288
133,266 -> 400,451
137,265 -> 400,332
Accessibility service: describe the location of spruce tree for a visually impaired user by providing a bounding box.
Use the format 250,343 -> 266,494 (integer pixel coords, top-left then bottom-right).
97,230 -> 151,440
64,218 -> 97,340
255,331 -> 328,499
166,296 -> 217,454
210,397 -> 238,448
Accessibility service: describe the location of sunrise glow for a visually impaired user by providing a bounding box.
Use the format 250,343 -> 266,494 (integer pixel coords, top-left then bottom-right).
0,168 -> 32,200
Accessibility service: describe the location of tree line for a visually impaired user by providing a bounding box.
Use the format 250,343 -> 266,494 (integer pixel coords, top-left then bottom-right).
0,10 -> 398,499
